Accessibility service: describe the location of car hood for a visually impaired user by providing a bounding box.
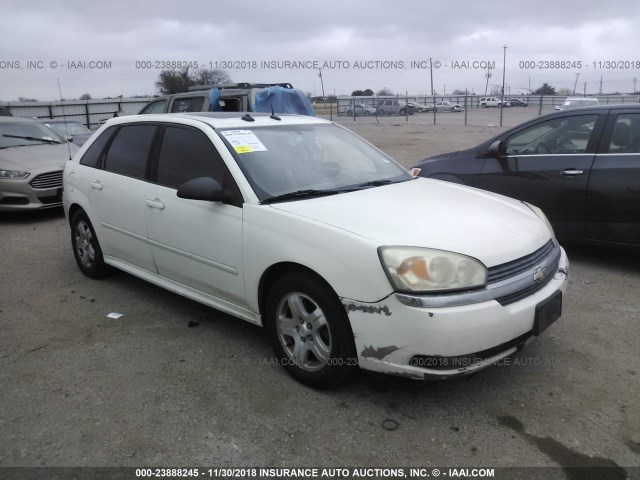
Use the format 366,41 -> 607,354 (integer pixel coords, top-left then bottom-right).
0,142 -> 77,171
269,178 -> 551,268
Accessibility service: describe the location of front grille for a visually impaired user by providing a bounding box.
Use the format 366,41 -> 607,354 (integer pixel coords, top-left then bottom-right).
496,281 -> 547,306
29,171 -> 63,189
487,240 -> 555,284
409,331 -> 532,371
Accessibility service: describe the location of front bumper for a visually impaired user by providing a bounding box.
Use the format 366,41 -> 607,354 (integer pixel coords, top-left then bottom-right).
0,173 -> 63,211
344,247 -> 569,380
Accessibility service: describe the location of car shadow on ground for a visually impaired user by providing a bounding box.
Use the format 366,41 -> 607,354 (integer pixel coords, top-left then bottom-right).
562,241 -> 640,273
0,207 -> 65,224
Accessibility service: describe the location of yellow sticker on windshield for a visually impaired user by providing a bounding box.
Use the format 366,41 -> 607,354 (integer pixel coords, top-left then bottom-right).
234,145 -> 253,154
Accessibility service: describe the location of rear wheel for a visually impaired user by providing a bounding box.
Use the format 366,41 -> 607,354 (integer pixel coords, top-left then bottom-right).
265,271 -> 357,388
71,210 -> 110,278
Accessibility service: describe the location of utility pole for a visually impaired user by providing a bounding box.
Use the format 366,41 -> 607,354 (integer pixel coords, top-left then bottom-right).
500,45 -> 506,127
583,83 -> 587,96
599,76 -> 603,95
429,58 -> 434,96
572,73 -> 580,95
318,69 -> 326,106
634,77 -> 638,94
484,66 -> 492,95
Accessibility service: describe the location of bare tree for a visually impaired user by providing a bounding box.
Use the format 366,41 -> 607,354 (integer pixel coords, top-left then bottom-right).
155,68 -> 232,94
192,69 -> 232,86
377,87 -> 393,96
79,93 -> 92,100
155,67 -> 194,94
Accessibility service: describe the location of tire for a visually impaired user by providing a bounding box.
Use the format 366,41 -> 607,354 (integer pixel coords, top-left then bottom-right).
264,271 -> 357,388
70,210 -> 110,278
378,109 -> 385,116
450,107 -> 455,112
399,108 -> 406,115
481,103 -> 487,108
346,109 -> 352,116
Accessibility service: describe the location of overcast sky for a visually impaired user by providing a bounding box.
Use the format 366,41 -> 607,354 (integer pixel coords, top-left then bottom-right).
3,0 -> 640,101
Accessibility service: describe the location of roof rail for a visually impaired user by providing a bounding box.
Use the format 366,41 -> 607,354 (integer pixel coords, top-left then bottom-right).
187,82 -> 294,92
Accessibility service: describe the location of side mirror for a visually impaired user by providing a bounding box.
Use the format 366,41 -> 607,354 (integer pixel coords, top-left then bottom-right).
177,177 -> 233,203
488,140 -> 504,158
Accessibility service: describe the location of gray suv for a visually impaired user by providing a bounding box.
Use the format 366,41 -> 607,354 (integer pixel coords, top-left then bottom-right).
139,83 -> 308,114
376,99 -> 414,116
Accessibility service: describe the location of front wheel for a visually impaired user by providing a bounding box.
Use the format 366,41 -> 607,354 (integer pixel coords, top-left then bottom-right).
71,210 -> 110,278
265,272 -> 357,388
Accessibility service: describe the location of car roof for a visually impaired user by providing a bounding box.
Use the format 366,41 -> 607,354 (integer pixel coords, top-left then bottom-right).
41,119 -> 83,124
102,112 -> 327,129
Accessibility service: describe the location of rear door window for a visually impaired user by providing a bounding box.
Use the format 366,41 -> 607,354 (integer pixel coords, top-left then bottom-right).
103,125 -> 156,179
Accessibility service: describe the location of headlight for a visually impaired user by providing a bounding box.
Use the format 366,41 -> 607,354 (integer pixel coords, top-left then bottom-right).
0,169 -> 29,179
523,202 -> 557,246
379,247 -> 487,293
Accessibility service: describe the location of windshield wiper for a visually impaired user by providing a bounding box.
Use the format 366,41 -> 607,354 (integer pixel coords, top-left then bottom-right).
2,134 -> 62,144
262,189 -> 353,204
358,179 -> 394,188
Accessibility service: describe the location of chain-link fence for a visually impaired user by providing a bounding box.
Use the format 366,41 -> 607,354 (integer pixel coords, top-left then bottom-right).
316,94 -> 640,127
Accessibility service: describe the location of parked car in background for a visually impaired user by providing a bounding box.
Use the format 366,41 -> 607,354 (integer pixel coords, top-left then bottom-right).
345,104 -> 375,116
432,101 -> 464,112
555,96 -> 599,111
376,99 -> 414,115
41,120 -> 93,146
479,97 -> 503,108
63,112 -> 567,388
407,102 -> 431,113
0,106 -> 12,117
505,98 -> 528,107
0,117 -> 78,211
413,104 -> 640,249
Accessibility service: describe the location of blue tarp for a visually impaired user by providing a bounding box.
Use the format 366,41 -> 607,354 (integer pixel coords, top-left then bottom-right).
208,88 -> 223,111
253,87 -> 315,116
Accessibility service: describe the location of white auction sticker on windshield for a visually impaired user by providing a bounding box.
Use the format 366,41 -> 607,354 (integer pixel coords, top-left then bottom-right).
220,130 -> 268,154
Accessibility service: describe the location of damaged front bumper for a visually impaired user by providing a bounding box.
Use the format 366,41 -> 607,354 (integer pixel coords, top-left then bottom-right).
342,247 -> 569,380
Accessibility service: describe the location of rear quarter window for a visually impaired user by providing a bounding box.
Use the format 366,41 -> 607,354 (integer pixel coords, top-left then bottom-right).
79,126 -> 116,168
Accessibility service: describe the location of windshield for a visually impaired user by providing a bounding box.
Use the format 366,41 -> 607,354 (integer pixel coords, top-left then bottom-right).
218,123 -> 412,201
46,122 -> 91,136
0,122 -> 64,148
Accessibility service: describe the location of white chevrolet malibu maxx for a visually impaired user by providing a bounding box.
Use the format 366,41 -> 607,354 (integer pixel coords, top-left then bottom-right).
63,112 -> 569,388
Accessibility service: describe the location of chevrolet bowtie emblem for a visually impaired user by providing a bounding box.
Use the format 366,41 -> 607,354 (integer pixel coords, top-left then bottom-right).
533,266 -> 548,283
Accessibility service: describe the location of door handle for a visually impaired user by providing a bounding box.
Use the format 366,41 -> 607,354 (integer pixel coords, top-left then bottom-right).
560,169 -> 584,176
145,198 -> 165,210
90,181 -> 103,190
